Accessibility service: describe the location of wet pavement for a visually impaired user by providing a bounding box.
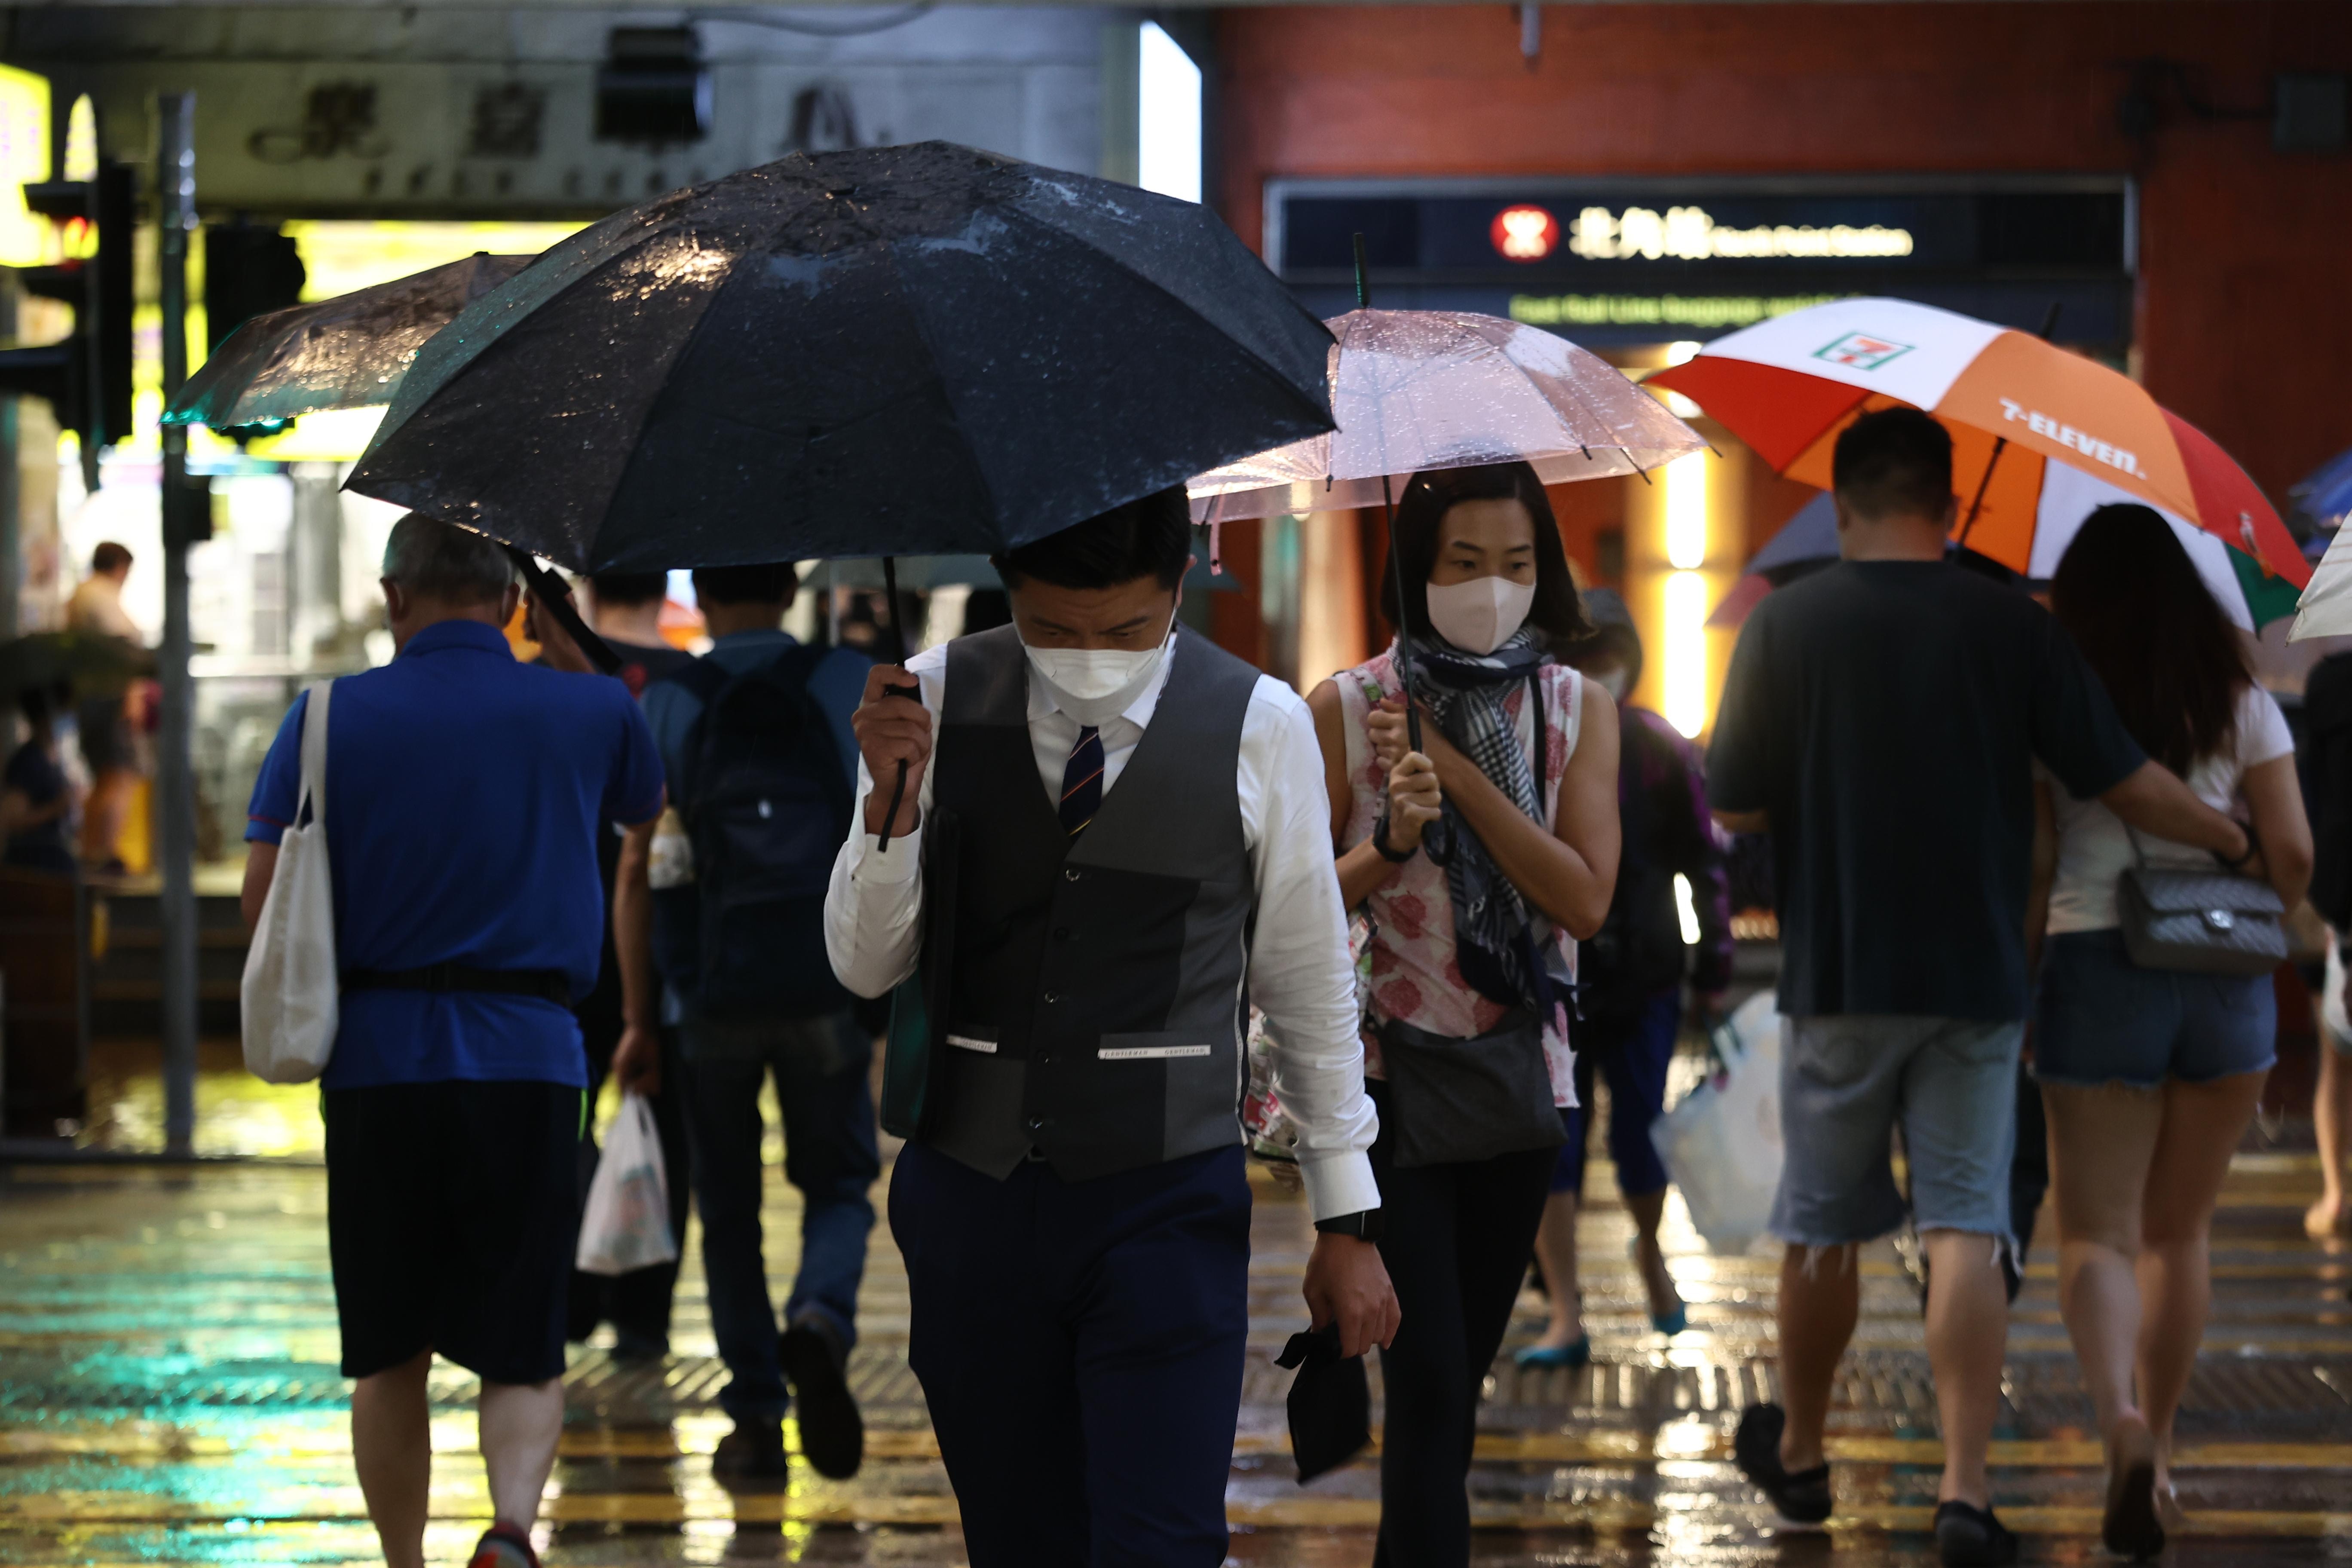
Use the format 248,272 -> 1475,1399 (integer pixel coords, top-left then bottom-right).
5,1041 -> 2352,1565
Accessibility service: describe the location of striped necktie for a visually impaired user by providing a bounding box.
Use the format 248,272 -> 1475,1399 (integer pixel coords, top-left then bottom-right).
1059,725 -> 1103,837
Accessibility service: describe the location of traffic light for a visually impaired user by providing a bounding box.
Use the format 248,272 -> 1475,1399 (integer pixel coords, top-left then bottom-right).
204,221 -> 305,351
0,159 -> 133,467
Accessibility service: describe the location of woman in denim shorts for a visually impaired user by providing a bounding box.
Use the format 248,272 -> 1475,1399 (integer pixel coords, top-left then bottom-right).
2032,505 -> 2312,1560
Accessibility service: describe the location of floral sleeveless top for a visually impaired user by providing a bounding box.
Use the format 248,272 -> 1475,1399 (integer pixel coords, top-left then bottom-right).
1336,649 -> 1583,1107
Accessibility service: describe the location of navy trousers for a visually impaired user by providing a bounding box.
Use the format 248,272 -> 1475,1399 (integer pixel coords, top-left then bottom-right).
890,1140 -> 1251,1568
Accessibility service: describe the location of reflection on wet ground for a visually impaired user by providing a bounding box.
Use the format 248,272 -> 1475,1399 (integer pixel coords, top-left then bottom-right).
5,1043 -> 2352,1564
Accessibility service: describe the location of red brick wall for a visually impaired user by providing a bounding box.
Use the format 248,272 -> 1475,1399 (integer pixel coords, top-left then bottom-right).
1214,1 -> 2352,499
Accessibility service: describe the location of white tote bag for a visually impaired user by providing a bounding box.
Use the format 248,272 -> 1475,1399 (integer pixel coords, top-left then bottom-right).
576,1093 -> 680,1275
241,680 -> 339,1084
1650,988 -> 1784,1255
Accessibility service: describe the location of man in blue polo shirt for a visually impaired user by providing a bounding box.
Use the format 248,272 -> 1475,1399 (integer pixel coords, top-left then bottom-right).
242,515 -> 664,1568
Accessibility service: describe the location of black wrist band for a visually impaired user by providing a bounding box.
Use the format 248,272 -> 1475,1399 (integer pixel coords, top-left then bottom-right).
2222,832 -> 2257,871
1372,815 -> 1416,864
1315,1208 -> 1385,1241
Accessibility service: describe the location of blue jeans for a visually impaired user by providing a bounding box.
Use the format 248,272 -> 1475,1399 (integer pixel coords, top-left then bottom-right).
677,1010 -> 880,1425
1553,988 -> 1678,1198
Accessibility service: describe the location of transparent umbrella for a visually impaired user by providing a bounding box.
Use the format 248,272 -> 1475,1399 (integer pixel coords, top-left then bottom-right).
1188,281 -> 1706,758
1189,307 -> 1705,526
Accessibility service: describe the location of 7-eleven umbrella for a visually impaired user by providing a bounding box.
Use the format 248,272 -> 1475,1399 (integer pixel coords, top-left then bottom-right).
1648,297 -> 2307,597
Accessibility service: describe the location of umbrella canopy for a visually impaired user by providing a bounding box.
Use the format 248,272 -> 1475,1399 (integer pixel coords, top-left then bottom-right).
1187,309 -> 1704,524
1713,468 -> 2297,633
815,553 -> 1236,594
345,142 -> 1335,572
2290,445 -> 2352,534
1648,298 -> 2308,593
0,632 -> 153,700
165,253 -> 534,431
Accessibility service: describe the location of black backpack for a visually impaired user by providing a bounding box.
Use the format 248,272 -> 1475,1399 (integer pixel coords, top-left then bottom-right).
1578,710 -> 1691,1013
661,645 -> 856,1022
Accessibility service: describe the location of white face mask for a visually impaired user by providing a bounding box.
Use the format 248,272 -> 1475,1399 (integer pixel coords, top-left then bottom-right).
1423,575 -> 1536,656
1023,618 -> 1175,727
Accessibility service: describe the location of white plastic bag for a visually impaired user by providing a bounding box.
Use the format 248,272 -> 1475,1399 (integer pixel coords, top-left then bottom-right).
1650,989 -> 1783,1255
241,680 -> 339,1084
576,1093 -> 679,1275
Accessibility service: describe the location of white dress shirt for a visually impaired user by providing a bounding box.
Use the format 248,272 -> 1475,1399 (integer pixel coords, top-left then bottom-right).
824,635 -> 1380,1220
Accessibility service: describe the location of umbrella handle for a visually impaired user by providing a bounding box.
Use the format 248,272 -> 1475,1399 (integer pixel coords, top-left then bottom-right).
875,554 -> 916,853
502,546 -> 624,678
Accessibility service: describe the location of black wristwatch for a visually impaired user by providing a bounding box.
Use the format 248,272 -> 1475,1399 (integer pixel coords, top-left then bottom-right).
1371,815 -> 1416,864
1315,1208 -> 1385,1241
2221,824 -> 2260,871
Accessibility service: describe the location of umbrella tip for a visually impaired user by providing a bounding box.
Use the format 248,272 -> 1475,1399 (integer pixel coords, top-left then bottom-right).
1352,232 -> 1370,311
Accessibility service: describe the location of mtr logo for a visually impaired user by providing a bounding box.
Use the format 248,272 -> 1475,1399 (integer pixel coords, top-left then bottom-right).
1491,205 -> 1560,262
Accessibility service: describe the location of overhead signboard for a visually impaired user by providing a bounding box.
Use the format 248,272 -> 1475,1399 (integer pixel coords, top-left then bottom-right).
1268,176 -> 2135,345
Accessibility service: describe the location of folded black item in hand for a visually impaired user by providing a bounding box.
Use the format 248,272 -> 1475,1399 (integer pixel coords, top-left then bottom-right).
1274,1322 -> 1371,1484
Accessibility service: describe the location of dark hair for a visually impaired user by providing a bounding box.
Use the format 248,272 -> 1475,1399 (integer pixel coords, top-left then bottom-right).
1378,462 -> 1589,653
1574,622 -> 1644,691
381,514 -> 515,606
590,570 -> 668,607
993,486 -> 1192,591
17,684 -> 52,728
92,542 -> 132,575
692,562 -> 798,607
1833,407 -> 1954,523
2050,503 -> 2248,774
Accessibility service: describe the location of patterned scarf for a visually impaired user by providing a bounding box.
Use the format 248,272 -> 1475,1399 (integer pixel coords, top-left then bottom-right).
1400,628 -> 1553,1012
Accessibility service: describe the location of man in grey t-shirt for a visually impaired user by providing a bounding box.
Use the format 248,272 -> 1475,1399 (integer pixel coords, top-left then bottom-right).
1707,409 -> 2253,1566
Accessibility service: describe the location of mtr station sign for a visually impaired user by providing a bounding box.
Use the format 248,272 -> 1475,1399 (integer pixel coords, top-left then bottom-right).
1270,176 -> 2134,344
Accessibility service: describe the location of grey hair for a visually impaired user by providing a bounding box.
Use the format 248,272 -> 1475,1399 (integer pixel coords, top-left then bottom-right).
381,514 -> 516,606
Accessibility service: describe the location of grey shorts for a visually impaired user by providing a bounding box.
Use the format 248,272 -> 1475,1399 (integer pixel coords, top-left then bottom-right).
1772,1014 -> 2023,1248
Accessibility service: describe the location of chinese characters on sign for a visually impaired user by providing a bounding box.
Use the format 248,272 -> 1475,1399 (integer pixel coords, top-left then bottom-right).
1559,204 -> 1914,262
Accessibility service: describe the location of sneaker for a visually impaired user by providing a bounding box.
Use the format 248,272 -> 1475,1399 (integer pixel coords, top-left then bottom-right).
1732,1403 -> 1832,1527
1933,1500 -> 2020,1567
711,1421 -> 790,1485
466,1524 -> 540,1568
780,1311 -> 864,1480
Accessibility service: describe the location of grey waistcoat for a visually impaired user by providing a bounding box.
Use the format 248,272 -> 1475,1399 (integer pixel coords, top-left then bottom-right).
920,623 -> 1259,1183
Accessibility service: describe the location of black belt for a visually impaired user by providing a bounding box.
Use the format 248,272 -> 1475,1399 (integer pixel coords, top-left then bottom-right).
342,965 -> 573,1007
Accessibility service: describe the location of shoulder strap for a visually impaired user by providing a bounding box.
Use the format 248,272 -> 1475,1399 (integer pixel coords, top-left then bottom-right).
299,679 -> 334,826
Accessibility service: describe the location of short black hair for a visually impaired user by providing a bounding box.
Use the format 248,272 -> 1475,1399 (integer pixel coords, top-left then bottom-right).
1379,462 -> 1590,654
993,486 -> 1193,591
92,542 -> 132,575
692,562 -> 798,607
590,570 -> 668,607
1833,407 -> 1954,523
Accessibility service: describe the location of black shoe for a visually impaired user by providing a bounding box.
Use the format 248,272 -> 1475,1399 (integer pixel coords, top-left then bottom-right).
780,1311 -> 864,1480
1733,1403 -> 1832,1527
1934,1500 -> 2020,1567
2102,1427 -> 2165,1561
711,1421 -> 790,1487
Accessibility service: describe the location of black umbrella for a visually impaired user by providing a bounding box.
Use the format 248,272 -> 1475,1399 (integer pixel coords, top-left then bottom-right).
164,253 -> 535,432
343,141 -> 1336,573
0,632 -> 153,701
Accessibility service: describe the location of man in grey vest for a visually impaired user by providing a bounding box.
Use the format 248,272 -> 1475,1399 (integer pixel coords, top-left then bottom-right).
825,488 -> 1397,1565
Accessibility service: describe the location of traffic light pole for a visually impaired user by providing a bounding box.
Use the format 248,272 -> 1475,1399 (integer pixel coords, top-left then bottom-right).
156,92 -> 199,1156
